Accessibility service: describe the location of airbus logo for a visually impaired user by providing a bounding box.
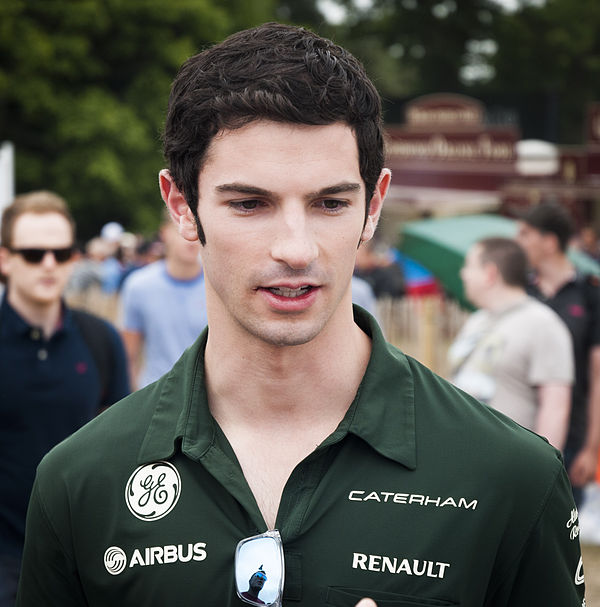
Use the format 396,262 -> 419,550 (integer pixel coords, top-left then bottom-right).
104,546 -> 127,576
103,542 -> 207,575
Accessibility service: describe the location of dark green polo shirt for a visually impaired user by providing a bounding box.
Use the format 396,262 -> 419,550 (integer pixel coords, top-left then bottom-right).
17,308 -> 585,606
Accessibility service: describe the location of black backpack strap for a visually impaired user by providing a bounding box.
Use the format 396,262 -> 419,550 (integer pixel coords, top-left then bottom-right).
71,309 -> 114,404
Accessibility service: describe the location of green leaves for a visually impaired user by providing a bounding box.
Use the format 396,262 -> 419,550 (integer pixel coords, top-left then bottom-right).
0,0 -> 238,239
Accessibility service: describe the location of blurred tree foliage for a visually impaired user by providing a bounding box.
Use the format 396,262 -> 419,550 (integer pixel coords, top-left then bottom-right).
481,0 -> 600,143
0,0 -> 279,239
322,0 -> 502,123
334,0 -> 600,142
2,0 -> 599,238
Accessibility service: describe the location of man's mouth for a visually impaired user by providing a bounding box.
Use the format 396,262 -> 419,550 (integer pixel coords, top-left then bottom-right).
266,285 -> 313,298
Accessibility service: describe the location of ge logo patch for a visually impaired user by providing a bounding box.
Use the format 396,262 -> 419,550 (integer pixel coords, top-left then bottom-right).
104,546 -> 127,575
125,461 -> 181,521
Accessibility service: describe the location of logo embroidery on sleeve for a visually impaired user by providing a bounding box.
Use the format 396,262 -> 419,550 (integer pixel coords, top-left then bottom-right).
566,508 -> 580,541
575,557 -> 585,586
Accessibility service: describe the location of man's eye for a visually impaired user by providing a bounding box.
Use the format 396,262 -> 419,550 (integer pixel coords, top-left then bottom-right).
321,199 -> 347,211
231,200 -> 261,211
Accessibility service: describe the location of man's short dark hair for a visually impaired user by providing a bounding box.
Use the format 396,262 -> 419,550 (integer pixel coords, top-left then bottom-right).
162,22 -> 385,244
520,200 -> 574,252
478,237 -> 528,288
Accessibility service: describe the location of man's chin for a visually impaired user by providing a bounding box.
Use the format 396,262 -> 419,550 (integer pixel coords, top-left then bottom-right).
249,321 -> 324,348
31,290 -> 63,305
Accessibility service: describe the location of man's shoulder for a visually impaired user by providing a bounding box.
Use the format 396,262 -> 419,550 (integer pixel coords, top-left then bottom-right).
69,307 -> 125,366
577,272 -> 600,289
405,353 -> 562,469
36,382 -> 161,484
577,272 -> 600,307
518,297 -> 569,328
70,307 -> 118,334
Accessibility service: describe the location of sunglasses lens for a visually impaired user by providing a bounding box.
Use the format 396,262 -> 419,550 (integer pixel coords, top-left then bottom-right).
235,530 -> 284,607
14,247 -> 73,263
20,249 -> 45,263
53,247 -> 74,262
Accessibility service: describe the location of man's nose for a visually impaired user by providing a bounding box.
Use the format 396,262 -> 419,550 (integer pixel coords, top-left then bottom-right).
270,209 -> 319,269
41,251 -> 58,267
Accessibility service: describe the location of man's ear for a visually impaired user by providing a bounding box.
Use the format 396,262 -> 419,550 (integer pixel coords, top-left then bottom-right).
361,169 -> 391,243
544,231 -> 561,255
484,261 -> 500,286
158,169 -> 199,242
0,247 -> 9,276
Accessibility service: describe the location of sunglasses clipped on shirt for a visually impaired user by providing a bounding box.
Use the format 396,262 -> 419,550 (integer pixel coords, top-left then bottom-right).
10,246 -> 75,264
235,530 -> 284,607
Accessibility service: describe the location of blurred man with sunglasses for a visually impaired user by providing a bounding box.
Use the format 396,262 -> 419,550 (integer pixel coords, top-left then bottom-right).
17,25 -> 585,607
0,191 -> 130,606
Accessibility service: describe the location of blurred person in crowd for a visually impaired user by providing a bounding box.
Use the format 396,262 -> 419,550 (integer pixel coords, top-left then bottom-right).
119,213 -> 207,389
135,236 -> 165,266
354,237 -> 405,298
449,237 -> 573,450
98,221 -> 128,293
116,231 -> 143,288
17,24 -> 584,607
0,192 -> 130,607
575,225 -> 600,263
518,200 -> 600,507
64,236 -> 108,296
351,274 -> 378,318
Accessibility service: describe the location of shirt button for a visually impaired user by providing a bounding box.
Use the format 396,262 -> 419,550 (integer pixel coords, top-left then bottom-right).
31,329 -> 41,340
38,349 -> 48,361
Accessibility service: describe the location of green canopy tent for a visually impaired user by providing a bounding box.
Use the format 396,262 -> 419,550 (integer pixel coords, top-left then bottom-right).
399,214 -> 600,308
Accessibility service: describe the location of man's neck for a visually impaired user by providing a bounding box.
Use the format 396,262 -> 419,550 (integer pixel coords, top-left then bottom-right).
482,285 -> 528,314
8,291 -> 62,339
205,308 -> 371,427
165,257 -> 203,281
534,253 -> 575,298
203,303 -> 372,529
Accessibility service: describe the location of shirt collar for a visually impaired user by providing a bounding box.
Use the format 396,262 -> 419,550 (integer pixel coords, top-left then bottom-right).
343,307 -> 416,469
138,306 -> 417,470
0,293 -> 72,338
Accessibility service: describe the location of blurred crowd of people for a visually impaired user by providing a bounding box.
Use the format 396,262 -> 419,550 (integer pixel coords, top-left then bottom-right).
65,220 -> 164,297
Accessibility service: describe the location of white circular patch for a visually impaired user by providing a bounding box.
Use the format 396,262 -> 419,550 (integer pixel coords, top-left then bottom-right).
104,546 -> 127,575
125,461 -> 181,521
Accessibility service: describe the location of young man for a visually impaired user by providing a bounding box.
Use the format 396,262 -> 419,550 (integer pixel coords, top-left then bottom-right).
449,237 -> 574,450
0,191 -> 130,607
518,200 -> 600,506
17,24 -> 585,607
120,214 -> 207,388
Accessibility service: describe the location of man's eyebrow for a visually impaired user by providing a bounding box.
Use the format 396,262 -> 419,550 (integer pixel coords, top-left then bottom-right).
215,182 -> 362,198
310,182 -> 362,198
215,183 -> 270,196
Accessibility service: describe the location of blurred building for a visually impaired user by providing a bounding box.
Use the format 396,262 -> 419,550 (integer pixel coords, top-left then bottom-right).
381,94 -> 600,241
500,103 -> 600,228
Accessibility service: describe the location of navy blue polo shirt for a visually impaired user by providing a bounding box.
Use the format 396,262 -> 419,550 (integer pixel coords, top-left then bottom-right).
0,295 -> 130,558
